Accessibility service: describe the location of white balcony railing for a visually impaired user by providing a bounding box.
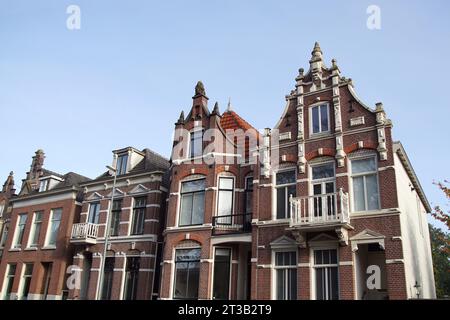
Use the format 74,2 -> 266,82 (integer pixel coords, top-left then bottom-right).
71,222 -> 99,243
289,189 -> 350,227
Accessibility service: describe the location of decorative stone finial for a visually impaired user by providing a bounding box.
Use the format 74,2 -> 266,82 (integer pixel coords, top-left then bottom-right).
311,42 -> 323,60
194,81 -> 206,96
375,102 -> 384,111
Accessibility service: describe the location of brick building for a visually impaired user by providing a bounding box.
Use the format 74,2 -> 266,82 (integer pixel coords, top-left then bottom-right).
159,43 -> 436,300
0,150 -> 90,300
0,172 -> 17,261
68,147 -> 169,300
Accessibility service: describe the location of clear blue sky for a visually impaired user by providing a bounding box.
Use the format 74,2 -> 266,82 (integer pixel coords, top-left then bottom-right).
0,0 -> 449,228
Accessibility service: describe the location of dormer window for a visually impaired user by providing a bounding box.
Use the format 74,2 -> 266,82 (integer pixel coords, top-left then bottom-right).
116,154 -> 128,175
39,179 -> 49,192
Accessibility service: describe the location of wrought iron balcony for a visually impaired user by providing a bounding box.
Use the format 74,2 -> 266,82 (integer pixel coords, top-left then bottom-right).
70,222 -> 99,244
212,213 -> 252,236
289,189 -> 350,229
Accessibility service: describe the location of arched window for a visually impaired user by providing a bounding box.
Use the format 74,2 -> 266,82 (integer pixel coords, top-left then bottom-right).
173,240 -> 201,299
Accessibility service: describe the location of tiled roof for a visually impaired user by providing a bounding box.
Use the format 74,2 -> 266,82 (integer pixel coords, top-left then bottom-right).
220,110 -> 255,132
219,110 -> 260,159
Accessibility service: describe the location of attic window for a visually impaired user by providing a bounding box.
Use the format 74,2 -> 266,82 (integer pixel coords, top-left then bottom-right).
39,180 -> 49,192
116,154 -> 128,175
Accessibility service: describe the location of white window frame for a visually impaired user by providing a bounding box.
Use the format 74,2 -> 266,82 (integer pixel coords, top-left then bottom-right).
271,249 -> 298,300
309,102 -> 331,136
177,177 -> 206,227
18,263 -> 33,300
189,128 -> 204,159
216,175 -> 235,217
12,214 -> 27,249
349,155 -> 380,213
27,211 -> 43,248
273,168 -> 297,220
44,208 -> 62,247
1,263 -> 16,300
116,153 -> 129,176
310,247 -> 340,300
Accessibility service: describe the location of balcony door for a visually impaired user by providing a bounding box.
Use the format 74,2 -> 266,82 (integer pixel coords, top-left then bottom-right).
311,163 -> 336,220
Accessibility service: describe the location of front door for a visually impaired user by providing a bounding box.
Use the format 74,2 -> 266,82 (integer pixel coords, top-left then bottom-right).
212,248 -> 231,300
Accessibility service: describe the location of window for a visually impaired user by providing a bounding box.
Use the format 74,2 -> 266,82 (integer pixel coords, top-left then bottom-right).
274,251 -> 297,300
190,130 -> 203,158
245,176 -> 253,215
131,197 -> 146,235
19,263 -> 33,300
40,262 -> 52,299
39,180 -> 49,192
311,163 -> 336,218
351,157 -> 380,211
173,248 -> 201,299
179,179 -> 205,226
0,223 -> 9,247
29,211 -> 43,247
310,104 -> 329,134
2,264 -> 16,300
46,208 -> 62,246
216,177 -> 234,224
212,248 -> 231,300
88,202 -> 100,224
13,214 -> 27,248
116,154 -> 128,175
110,200 -> 122,236
314,249 -> 339,300
275,170 -> 296,219
123,257 -> 140,300
101,258 -> 115,300
0,202 -> 4,217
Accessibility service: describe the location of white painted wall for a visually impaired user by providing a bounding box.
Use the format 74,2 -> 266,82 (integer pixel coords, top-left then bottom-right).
394,153 -> 436,298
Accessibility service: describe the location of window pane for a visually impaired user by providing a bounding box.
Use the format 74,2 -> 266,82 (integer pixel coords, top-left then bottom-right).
48,209 -> 62,245
312,163 -> 335,180
315,268 -> 325,300
174,249 -> 200,299
276,269 -> 285,300
179,194 -> 193,226
192,192 -> 205,225
276,171 -> 296,185
218,190 -> 233,216
352,176 -> 365,211
352,158 -> 376,174
190,131 -> 203,157
288,268 -> 297,300
181,179 -> 206,193
366,174 -> 380,210
213,249 -> 231,300
312,106 -> 320,133
276,188 -> 286,219
320,104 -> 329,132
328,267 -> 339,300
219,178 -> 233,190
88,203 -> 100,224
